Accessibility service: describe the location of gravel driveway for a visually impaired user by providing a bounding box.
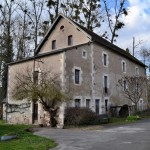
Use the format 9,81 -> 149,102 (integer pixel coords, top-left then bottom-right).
35,119 -> 150,150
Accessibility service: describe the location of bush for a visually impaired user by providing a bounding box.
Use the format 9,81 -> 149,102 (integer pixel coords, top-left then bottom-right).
64,107 -> 99,126
127,115 -> 141,121
136,109 -> 150,117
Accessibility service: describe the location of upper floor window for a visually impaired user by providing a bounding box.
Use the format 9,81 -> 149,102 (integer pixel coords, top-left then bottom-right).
60,25 -> 64,30
75,69 -> 80,84
104,75 -> 108,94
105,99 -> 108,112
135,67 -> 139,75
123,80 -> 127,91
103,54 -> 107,66
75,99 -> 81,107
122,61 -> 126,73
33,71 -> 39,85
68,35 -> 73,46
82,50 -> 87,59
52,40 -> 56,49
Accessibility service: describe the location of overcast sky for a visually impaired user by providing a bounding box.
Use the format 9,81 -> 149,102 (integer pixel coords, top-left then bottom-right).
116,0 -> 150,55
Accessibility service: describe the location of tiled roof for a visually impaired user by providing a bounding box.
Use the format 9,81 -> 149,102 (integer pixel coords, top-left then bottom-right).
73,22 -> 145,67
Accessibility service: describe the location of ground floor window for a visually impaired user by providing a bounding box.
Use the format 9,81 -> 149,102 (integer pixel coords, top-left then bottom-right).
105,99 -> 108,112
75,99 -> 81,107
95,99 -> 100,115
86,99 -> 90,108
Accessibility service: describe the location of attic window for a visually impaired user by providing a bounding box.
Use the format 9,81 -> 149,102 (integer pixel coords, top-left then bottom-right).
60,25 -> 64,30
68,35 -> 73,46
52,40 -> 56,49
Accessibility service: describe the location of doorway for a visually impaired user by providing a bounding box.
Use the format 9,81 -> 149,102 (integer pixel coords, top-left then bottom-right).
32,102 -> 38,124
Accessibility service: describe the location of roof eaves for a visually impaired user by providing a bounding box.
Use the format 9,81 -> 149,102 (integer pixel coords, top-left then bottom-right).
8,42 -> 91,66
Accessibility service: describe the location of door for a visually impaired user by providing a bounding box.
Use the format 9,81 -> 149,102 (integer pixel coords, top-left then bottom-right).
33,103 -> 38,123
95,99 -> 100,115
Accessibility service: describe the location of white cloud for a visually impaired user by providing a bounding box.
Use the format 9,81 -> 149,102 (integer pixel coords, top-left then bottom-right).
116,0 -> 150,53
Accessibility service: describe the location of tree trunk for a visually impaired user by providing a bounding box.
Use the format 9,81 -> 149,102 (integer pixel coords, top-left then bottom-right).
49,107 -> 59,127
50,110 -> 57,127
134,104 -> 138,114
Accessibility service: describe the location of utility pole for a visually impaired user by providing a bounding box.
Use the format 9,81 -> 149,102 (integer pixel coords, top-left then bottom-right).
133,37 -> 135,56
132,37 -> 144,57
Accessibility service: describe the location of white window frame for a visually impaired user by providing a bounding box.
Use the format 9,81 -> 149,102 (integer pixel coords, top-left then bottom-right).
123,80 -> 127,91
86,99 -> 91,108
121,60 -> 126,73
104,97 -> 109,112
103,74 -> 109,88
102,52 -> 109,67
82,50 -> 87,59
72,66 -> 82,85
103,74 -> 109,94
135,66 -> 139,75
73,96 -> 82,107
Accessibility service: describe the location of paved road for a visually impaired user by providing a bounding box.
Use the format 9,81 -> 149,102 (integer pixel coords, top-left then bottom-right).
35,119 -> 150,150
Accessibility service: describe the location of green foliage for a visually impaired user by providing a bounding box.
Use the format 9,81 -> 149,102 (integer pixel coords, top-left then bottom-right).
102,0 -> 128,43
0,122 -> 56,150
127,115 -> 141,121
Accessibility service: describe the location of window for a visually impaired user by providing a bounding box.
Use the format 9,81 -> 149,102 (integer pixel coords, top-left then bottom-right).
135,67 -> 139,75
103,54 -> 107,66
122,61 -> 126,73
75,69 -> 80,84
33,71 -> 39,85
105,99 -> 108,112
102,52 -> 108,67
52,40 -> 56,49
82,50 -> 87,59
86,99 -> 90,108
123,80 -> 127,91
60,25 -> 64,30
95,99 -> 100,115
104,76 -> 108,93
75,99 -> 80,107
68,35 -> 73,46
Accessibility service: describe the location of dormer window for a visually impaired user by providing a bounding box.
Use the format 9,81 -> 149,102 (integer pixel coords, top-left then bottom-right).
52,40 -> 56,49
68,35 -> 73,46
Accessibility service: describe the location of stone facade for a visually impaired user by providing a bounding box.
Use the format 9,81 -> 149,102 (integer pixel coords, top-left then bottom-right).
4,14 -> 147,126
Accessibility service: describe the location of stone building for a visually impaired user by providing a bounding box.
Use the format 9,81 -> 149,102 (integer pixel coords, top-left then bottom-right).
3,14 -> 147,126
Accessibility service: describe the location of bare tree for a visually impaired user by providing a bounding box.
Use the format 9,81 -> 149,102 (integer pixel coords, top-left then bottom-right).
25,0 -> 45,51
15,0 -> 33,59
102,0 -> 128,43
118,76 -> 148,112
12,68 -> 70,127
132,37 -> 144,57
139,47 -> 150,65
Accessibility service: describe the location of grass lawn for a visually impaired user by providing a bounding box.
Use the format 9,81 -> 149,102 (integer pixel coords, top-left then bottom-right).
0,121 -> 57,150
109,117 -> 137,125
